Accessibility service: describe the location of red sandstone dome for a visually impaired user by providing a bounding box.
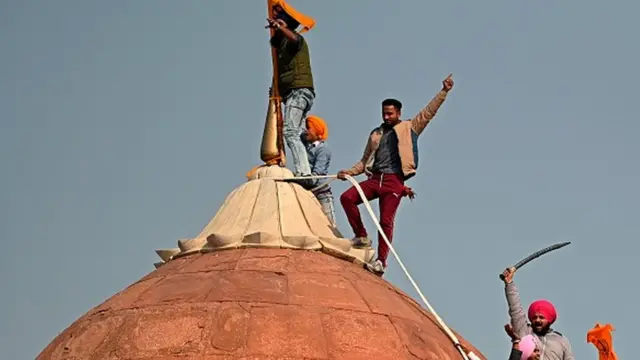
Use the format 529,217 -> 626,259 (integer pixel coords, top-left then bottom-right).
37,248 -> 486,360
37,167 -> 486,359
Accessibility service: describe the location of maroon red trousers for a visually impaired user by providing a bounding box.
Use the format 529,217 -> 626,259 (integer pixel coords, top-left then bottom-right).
340,173 -> 405,267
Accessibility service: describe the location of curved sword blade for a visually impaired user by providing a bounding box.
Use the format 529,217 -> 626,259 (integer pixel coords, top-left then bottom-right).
514,241 -> 571,269
499,241 -> 571,280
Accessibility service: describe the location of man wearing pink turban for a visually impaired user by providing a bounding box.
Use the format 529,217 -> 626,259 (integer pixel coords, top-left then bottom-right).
501,268 -> 575,360
505,324 -> 540,360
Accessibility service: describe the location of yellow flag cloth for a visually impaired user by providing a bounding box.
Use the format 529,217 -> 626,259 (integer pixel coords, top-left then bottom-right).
269,0 -> 316,33
587,323 -> 619,360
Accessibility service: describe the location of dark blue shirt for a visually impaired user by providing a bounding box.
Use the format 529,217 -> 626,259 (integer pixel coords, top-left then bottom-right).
372,125 -> 402,174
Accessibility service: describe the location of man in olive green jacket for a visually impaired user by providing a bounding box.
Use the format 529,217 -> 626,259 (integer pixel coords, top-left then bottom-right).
267,4 -> 315,178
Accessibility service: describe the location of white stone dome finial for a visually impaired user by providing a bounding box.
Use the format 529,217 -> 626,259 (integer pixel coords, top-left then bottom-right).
156,165 -> 375,266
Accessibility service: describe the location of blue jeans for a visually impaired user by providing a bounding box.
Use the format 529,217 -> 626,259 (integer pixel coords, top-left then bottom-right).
317,192 -> 336,225
283,88 -> 315,176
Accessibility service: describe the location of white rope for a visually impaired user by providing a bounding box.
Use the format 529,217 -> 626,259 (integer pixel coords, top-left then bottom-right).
268,173 -> 473,360
309,177 -> 337,193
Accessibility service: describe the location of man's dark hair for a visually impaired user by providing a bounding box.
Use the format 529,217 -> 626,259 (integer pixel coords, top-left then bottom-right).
287,19 -> 300,31
382,98 -> 402,111
276,11 -> 300,31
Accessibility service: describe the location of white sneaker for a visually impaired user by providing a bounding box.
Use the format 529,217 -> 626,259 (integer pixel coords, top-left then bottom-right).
365,259 -> 386,276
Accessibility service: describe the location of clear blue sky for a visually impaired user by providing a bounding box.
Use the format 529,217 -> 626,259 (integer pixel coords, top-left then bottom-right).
1,1 -> 638,359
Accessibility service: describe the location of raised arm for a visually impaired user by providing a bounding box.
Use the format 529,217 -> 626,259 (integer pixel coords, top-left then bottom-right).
267,18 -> 302,45
505,283 -> 529,337
504,324 -> 524,360
278,25 -> 301,44
410,74 -> 454,135
502,268 -> 529,337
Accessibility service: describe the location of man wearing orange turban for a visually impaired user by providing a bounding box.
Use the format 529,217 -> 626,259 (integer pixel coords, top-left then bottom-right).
267,2 -> 316,179
306,115 -> 328,141
301,115 -> 335,225
501,268 -> 575,360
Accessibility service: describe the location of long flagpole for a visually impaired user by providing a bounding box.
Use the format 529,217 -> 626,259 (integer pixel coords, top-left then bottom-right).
267,0 -> 285,167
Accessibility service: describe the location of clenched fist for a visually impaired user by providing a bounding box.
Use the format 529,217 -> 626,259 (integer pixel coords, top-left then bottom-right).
442,74 -> 454,92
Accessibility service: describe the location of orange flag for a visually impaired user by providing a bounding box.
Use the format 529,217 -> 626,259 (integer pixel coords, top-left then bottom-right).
587,323 -> 618,360
268,0 -> 316,33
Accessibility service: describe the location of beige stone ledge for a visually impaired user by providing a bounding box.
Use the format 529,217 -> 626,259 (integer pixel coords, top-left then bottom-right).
155,165 -> 375,267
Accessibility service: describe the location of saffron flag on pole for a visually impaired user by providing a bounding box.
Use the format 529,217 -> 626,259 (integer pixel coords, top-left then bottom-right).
268,0 -> 316,33
587,323 -> 619,360
263,0 -> 315,168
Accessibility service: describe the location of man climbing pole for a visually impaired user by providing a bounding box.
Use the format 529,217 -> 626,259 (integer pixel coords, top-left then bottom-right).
267,1 -> 316,178
302,115 -> 336,225
337,74 -> 454,275
501,268 -> 575,360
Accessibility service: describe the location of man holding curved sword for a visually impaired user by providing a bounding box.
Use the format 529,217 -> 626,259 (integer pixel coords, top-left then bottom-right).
501,267 -> 575,360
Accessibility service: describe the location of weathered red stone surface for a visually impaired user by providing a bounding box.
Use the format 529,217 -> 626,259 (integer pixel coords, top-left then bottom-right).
37,249 -> 487,360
